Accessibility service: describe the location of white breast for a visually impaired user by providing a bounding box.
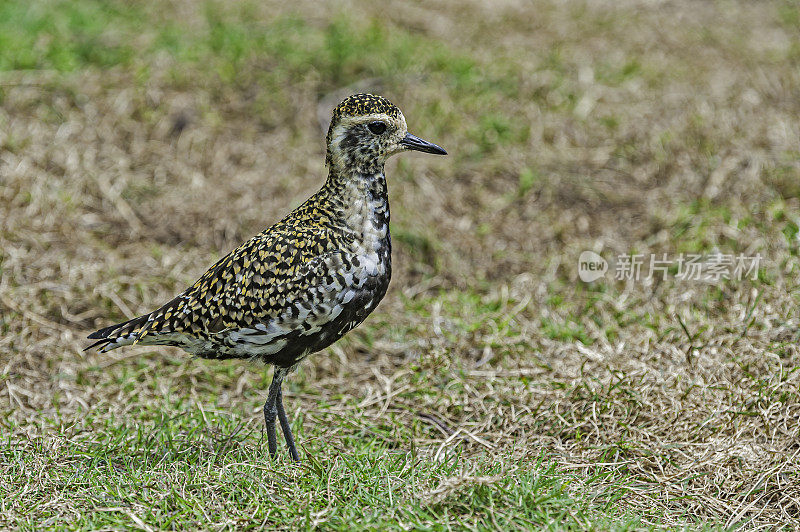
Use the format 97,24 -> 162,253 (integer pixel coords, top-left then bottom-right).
339,179 -> 389,277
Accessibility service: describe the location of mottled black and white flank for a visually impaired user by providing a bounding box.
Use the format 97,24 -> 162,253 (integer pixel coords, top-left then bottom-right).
87,94 -> 447,461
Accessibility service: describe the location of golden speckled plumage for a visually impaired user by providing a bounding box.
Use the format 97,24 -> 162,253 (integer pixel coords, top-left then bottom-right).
88,93 -> 447,460
89,181 -> 384,366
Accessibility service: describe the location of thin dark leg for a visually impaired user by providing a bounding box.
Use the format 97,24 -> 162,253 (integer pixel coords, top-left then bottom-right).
263,368 -> 285,459
276,387 -> 300,462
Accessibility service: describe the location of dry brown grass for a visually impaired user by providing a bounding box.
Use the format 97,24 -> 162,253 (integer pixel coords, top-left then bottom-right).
2,0 -> 800,528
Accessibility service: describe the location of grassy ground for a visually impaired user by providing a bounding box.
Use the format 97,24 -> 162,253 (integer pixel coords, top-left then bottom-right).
1,0 -> 799,529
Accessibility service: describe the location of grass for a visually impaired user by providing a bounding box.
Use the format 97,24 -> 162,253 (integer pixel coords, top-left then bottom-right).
2,0 -> 800,529
2,415 -> 643,529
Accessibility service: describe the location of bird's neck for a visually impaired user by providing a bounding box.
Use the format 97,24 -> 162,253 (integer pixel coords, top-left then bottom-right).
322,166 -> 390,250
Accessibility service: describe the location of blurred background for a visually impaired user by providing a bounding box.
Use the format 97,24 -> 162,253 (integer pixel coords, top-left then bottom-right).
1,0 -> 799,527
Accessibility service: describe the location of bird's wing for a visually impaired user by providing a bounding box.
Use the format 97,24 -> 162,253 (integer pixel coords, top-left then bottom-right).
87,224 -> 350,349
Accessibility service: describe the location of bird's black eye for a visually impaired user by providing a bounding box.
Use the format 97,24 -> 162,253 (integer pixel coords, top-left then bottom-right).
367,121 -> 387,135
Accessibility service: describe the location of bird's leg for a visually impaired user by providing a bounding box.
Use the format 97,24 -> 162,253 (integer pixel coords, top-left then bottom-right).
276,386 -> 300,462
263,367 -> 285,459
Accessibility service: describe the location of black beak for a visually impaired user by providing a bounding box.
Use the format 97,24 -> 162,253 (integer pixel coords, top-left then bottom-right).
400,132 -> 447,155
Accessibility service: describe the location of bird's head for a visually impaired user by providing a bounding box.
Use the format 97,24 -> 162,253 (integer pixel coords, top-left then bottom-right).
326,93 -> 447,173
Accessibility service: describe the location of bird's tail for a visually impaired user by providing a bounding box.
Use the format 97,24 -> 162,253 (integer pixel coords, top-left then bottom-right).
85,312 -> 153,352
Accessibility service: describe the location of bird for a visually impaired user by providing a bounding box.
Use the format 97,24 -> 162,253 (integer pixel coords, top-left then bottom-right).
87,93 -> 447,461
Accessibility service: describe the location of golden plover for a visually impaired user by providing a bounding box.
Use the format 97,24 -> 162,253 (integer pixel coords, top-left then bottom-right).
88,94 -> 447,461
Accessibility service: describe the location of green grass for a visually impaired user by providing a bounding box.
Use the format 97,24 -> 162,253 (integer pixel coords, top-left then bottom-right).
0,0 -> 533,158
0,1 -> 477,88
0,412 -> 644,530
